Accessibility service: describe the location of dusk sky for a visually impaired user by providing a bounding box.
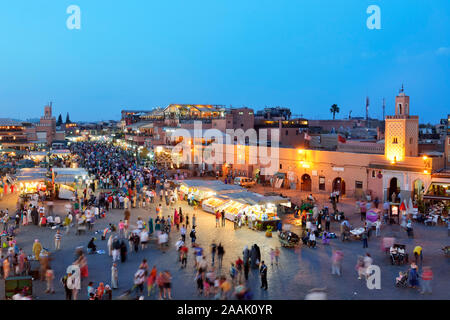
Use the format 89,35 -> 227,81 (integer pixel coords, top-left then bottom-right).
0,0 -> 449,122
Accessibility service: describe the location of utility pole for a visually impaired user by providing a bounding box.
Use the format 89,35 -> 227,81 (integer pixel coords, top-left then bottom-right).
365,96 -> 370,127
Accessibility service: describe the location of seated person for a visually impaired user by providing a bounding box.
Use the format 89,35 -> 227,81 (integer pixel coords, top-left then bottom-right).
87,237 -> 97,253
396,271 -> 405,283
47,215 -> 54,226
39,216 -> 47,227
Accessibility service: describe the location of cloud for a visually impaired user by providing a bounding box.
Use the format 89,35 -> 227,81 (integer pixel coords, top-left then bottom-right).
436,47 -> 450,56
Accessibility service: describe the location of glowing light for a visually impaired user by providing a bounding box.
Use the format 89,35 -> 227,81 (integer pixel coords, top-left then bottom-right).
297,149 -> 304,154
422,155 -> 428,160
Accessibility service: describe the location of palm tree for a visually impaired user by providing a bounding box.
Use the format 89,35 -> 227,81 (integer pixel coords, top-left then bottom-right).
330,104 -> 340,120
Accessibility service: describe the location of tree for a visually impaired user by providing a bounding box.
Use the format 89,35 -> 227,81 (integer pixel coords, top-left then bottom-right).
65,112 -> 71,124
330,104 -> 340,120
56,114 -> 63,126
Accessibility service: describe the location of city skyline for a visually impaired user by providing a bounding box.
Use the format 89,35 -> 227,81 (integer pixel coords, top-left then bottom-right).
1,0 -> 449,122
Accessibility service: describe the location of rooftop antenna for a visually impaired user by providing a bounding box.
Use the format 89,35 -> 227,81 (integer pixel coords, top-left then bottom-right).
382,98 -> 385,119
399,83 -> 404,94
349,110 -> 352,119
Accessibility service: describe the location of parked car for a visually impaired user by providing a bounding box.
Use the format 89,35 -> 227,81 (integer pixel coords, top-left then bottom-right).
234,177 -> 255,188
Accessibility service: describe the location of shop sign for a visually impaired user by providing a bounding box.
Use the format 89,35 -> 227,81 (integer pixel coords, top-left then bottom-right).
332,167 -> 344,172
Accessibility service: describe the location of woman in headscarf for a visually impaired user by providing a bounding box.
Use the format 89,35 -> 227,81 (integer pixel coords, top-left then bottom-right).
120,240 -> 127,263
148,217 -> 154,235
243,246 -> 250,265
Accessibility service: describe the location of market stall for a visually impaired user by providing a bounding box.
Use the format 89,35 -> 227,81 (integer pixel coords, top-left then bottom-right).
216,191 -> 289,228
27,151 -> 48,164
202,195 -> 230,213
15,168 -> 49,195
52,168 -> 89,200
177,179 -> 244,202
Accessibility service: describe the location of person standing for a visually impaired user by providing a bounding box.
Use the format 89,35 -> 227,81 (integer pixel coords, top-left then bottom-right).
180,225 -> 186,242
32,239 -> 42,260
325,214 -> 331,232
408,263 -> 419,289
61,273 -> 72,300
44,266 -> 55,294
375,219 -> 381,237
211,241 -> 217,267
67,271 -> 80,300
274,247 -> 280,266
420,266 -> 433,294
259,261 -> 268,290
111,263 -> 119,289
362,228 -> 368,248
192,214 -> 197,228
221,210 -> 226,227
215,211 -> 220,228
54,230 -> 62,250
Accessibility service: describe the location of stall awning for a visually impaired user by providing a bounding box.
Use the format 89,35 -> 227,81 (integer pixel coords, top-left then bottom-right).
15,168 -> 48,182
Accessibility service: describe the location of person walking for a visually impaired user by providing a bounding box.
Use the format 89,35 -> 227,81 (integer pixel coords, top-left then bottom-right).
331,250 -> 343,276
190,227 -> 196,246
217,243 -> 225,269
259,261 -> 268,290
111,263 -> 118,289
132,267 -> 146,298
362,228 -> 368,248
420,266 -> 433,294
147,265 -> 157,297
45,266 -> 55,294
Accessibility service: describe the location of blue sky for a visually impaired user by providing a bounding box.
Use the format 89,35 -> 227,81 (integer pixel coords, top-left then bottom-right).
0,0 -> 449,122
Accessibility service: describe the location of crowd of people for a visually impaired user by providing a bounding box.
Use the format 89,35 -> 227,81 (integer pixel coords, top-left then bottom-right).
0,140 -> 446,300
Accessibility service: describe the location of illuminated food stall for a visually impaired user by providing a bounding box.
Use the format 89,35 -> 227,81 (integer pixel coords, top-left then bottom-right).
216,191 -> 290,227
27,151 -> 48,163
202,195 -> 229,213
15,168 -> 49,195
